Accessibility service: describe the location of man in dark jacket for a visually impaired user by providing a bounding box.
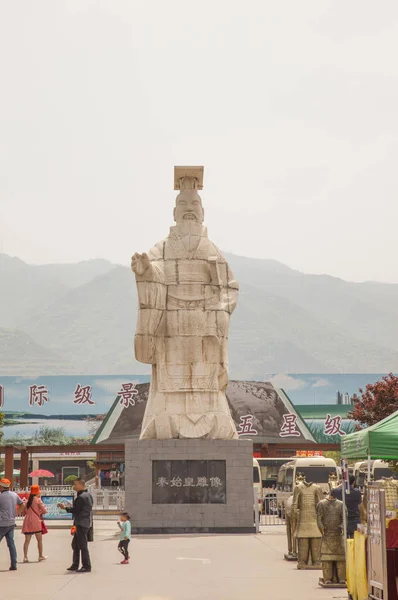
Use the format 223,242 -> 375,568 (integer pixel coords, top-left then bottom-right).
58,479 -> 93,572
331,475 -> 362,538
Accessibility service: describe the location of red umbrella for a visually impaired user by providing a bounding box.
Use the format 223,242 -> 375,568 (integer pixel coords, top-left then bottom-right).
29,469 -> 55,478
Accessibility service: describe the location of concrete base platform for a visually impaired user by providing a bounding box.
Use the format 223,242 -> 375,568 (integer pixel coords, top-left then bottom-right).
284,552 -> 298,561
318,578 -> 347,588
125,438 -> 255,533
297,563 -> 322,570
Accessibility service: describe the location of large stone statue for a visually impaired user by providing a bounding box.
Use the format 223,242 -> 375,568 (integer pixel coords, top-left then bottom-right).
131,166 -> 239,440
316,495 -> 346,586
292,481 -> 323,569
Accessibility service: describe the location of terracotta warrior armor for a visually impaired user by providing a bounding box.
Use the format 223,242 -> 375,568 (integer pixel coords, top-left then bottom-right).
317,496 -> 346,585
292,481 -> 323,569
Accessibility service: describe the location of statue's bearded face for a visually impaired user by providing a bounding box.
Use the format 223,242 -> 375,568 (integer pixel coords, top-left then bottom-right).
174,190 -> 204,225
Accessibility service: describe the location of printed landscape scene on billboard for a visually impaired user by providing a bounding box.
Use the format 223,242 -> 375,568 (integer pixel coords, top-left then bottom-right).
0,373 -> 385,445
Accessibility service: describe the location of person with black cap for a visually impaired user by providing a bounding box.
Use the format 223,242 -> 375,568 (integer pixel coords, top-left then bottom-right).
0,478 -> 24,570
58,478 -> 93,573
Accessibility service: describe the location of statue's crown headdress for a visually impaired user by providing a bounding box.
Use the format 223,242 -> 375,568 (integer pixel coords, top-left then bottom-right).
174,166 -> 204,191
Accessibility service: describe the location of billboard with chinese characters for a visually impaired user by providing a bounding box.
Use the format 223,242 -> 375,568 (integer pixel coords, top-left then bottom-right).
265,372 -> 388,442
0,373 -> 383,445
95,380 -> 315,444
0,375 -> 150,445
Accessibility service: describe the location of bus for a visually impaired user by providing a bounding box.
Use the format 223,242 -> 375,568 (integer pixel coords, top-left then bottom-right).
253,458 -> 263,515
256,458 -> 293,515
257,458 -> 293,491
276,457 -> 339,517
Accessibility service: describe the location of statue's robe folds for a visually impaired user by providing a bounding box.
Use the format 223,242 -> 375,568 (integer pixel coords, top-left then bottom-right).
134,226 -> 239,440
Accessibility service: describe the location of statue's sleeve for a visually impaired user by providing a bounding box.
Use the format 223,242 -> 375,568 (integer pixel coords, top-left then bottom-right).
316,501 -> 324,532
315,485 -> 323,506
292,484 -> 300,512
134,242 -> 166,364
227,264 -> 239,314
342,503 -> 347,528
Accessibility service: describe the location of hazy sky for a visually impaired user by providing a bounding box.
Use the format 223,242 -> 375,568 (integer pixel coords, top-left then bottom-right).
1,1 -> 397,283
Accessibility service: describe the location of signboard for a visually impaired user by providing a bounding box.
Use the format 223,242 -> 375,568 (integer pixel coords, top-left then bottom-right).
17,492 -> 30,503
42,495 -> 74,520
152,460 -> 226,505
367,485 -> 388,600
295,450 -> 323,457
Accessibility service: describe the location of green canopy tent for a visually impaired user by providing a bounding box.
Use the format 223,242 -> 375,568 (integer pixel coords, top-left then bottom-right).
341,409 -> 398,461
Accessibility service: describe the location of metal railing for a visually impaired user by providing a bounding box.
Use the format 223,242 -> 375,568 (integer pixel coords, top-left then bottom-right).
17,486 -> 74,495
89,487 -> 125,511
260,492 -> 286,526
15,485 -> 125,512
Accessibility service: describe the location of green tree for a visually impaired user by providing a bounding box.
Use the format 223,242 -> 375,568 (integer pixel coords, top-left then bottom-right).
33,426 -> 70,446
324,451 -> 341,463
6,426 -> 71,446
349,373 -> 398,428
64,474 -> 78,485
349,373 -> 398,470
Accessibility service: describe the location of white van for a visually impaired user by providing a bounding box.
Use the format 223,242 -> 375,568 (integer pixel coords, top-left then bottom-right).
276,457 -> 339,516
253,458 -> 263,514
354,460 -> 398,490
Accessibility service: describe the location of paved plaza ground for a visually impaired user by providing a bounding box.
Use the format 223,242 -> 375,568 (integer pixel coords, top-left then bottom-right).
1,522 -> 348,600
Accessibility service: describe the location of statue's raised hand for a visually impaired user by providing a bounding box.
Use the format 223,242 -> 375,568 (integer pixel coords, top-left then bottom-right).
131,252 -> 150,276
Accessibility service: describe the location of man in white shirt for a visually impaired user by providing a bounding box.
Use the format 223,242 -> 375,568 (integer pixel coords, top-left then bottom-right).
0,478 -> 24,571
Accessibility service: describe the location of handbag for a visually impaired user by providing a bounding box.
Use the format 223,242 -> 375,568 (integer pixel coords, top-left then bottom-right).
88,523 -> 94,542
31,503 -> 48,535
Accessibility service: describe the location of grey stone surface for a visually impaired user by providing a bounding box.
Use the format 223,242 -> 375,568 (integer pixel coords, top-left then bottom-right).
125,439 -> 254,532
0,521 -> 339,600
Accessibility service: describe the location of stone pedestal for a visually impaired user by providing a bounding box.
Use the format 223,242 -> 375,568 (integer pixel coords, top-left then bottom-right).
125,439 -> 255,534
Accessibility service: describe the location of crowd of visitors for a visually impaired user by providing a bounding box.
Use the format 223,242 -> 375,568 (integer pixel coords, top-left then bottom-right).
0,477 -> 97,573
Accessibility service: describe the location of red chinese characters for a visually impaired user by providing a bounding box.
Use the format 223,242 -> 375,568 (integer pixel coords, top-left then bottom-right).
29,385 -> 49,407
118,383 -> 139,408
323,414 -> 345,436
73,384 -> 95,405
279,413 -> 300,437
237,414 -> 258,435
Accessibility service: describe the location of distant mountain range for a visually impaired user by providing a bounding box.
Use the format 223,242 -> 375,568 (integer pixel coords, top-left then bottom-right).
1,252 -> 398,377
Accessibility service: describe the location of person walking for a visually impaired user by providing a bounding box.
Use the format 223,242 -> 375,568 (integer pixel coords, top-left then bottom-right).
117,512 -> 131,565
58,478 -> 93,573
22,485 -> 48,562
0,478 -> 24,571
331,474 -> 362,538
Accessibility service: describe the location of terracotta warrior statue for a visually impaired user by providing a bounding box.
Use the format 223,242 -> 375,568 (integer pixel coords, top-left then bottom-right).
131,166 -> 239,440
285,474 -> 306,560
292,481 -> 323,569
317,494 -> 346,585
